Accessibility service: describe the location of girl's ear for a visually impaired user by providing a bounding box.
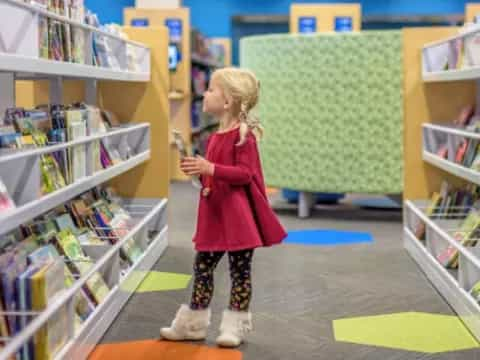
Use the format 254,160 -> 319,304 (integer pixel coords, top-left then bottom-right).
224,93 -> 233,110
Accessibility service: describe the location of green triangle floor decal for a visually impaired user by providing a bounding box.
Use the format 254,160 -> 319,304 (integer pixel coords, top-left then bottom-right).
333,312 -> 480,353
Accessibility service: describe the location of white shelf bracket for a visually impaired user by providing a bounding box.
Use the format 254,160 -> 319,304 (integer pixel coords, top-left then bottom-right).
85,79 -> 97,106
0,73 -> 14,122
49,76 -> 63,104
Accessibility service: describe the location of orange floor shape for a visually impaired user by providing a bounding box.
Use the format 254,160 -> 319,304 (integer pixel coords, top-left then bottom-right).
89,340 -> 243,360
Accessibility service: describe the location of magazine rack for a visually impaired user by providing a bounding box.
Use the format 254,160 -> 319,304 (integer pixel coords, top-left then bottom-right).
404,201 -> 480,340
402,27 -> 480,342
0,2 -> 169,359
422,24 -> 480,82
422,123 -> 480,185
0,0 -> 150,82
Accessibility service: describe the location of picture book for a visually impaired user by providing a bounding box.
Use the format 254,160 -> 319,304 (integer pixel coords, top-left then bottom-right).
40,154 -> 66,194
51,230 -> 110,305
31,259 -> 68,360
437,205 -> 480,268
16,264 -> 40,360
54,213 -> 80,235
0,178 -> 15,215
415,192 -> 442,240
455,140 -> 468,164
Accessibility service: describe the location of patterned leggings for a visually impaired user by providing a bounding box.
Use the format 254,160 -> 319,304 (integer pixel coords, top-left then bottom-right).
190,249 -> 254,311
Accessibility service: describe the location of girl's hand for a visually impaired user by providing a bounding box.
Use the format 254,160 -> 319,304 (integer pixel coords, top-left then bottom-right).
180,156 -> 215,176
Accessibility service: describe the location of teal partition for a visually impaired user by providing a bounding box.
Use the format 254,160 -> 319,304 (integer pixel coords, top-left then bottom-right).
241,31 -> 403,194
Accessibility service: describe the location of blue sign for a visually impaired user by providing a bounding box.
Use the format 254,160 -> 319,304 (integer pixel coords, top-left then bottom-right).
131,18 -> 149,27
165,18 -> 183,43
335,16 -> 353,32
298,17 -> 316,34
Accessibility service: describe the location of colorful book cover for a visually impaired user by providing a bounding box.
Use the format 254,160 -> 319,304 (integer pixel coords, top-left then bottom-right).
51,230 -> 110,305
437,207 -> 480,268
17,265 -> 40,360
455,140 -> 468,164
54,213 -> 80,235
0,178 -> 15,214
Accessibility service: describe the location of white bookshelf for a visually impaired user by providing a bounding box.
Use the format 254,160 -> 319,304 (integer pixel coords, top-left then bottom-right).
404,201 -> 480,340
0,199 -> 168,360
409,33 -> 480,341
0,53 -> 150,82
0,3 -> 168,359
422,24 -> 480,82
422,123 -> 480,185
0,0 -> 150,81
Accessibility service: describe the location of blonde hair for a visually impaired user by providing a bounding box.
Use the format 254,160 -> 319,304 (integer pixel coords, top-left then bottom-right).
213,67 -> 263,145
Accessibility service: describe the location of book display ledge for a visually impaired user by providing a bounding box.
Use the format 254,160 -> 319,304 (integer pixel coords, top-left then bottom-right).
423,24 -> 480,82
0,0 -> 150,81
422,123 -> 480,185
0,3 -> 168,358
404,201 -> 480,339
404,30 -> 480,342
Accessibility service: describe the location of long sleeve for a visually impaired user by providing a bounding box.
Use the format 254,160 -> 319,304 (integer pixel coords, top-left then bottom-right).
213,135 -> 256,185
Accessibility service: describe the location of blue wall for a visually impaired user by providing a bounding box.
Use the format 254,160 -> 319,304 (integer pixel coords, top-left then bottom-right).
182,0 -> 470,37
84,0 -> 471,36
84,0 -> 134,24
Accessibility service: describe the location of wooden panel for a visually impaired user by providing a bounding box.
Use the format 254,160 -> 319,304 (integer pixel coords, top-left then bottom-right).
124,8 -> 191,181
15,80 -> 84,107
403,27 -> 476,200
99,27 -> 170,198
212,38 -> 232,66
466,3 -> 480,22
290,3 -> 361,33
124,8 -> 190,94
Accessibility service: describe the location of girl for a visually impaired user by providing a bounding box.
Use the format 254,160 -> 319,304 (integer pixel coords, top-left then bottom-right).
160,67 -> 286,348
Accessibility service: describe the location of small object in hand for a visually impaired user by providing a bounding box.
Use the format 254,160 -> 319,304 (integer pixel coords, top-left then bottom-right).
202,187 -> 211,197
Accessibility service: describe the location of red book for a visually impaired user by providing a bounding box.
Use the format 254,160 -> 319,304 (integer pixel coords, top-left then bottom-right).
455,140 -> 468,164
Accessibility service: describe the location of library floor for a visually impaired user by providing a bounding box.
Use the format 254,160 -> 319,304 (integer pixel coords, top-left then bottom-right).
91,183 -> 480,360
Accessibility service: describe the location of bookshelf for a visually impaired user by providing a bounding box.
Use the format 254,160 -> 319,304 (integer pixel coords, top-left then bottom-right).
403,26 -> 480,342
0,4 -> 170,360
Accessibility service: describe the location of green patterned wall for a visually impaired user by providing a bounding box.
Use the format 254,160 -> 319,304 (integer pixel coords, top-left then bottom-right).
240,31 -> 403,194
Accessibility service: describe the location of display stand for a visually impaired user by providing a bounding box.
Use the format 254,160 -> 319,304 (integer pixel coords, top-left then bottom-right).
124,7 -> 191,181
0,2 -> 170,359
403,25 -> 480,341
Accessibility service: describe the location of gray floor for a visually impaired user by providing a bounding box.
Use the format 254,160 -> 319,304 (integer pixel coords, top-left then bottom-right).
99,183 -> 480,359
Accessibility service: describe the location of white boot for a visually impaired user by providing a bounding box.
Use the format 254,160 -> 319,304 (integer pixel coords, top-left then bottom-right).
216,309 -> 253,348
160,304 -> 210,341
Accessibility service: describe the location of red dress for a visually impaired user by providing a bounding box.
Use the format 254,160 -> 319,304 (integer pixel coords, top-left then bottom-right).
193,128 -> 287,252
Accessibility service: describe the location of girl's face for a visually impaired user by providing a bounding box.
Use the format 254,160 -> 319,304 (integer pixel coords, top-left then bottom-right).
203,76 -> 230,116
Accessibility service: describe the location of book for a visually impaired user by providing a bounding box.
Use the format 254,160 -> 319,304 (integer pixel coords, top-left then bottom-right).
455,105 -> 475,126
0,249 -> 29,336
0,178 -> 15,215
16,265 -> 40,360
415,192 -> 442,240
40,154 -> 66,194
29,244 -> 96,323
455,140 -> 468,164
31,259 -> 67,360
66,110 -> 87,182
436,144 -> 448,159
51,230 -> 110,305
54,213 -> 80,235
110,213 -> 142,265
471,280 -> 480,302
438,205 -> 480,268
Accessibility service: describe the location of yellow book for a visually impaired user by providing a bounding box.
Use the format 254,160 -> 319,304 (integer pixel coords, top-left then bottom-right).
31,260 -> 67,360
31,264 -> 49,360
